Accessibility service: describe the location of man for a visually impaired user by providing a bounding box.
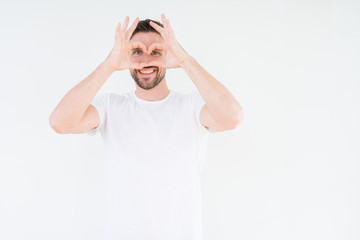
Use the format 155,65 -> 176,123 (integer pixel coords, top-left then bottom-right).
49,14 -> 243,240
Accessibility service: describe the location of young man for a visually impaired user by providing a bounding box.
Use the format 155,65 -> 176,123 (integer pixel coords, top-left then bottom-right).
49,14 -> 243,240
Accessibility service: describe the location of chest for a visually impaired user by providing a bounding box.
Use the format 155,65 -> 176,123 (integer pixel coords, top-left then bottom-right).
104,102 -> 198,154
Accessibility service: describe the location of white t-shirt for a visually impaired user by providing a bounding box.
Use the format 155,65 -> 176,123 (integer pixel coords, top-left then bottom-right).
87,90 -> 216,240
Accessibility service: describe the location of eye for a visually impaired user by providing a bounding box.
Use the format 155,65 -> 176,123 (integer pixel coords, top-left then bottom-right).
134,50 -> 142,55
151,51 -> 161,56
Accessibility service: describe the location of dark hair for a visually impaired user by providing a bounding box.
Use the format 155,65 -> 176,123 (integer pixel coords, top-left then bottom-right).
130,19 -> 163,39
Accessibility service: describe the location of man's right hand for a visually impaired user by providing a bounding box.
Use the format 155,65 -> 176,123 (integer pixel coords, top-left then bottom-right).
103,16 -> 148,71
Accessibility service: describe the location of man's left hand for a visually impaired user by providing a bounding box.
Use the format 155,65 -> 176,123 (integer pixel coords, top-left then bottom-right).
149,14 -> 189,69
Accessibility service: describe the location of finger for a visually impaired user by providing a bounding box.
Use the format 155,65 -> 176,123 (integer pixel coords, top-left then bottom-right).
132,61 -> 148,69
148,60 -> 166,68
115,22 -> 121,43
161,13 -> 167,29
147,43 -> 167,54
121,16 -> 130,39
125,17 -> 139,40
166,18 -> 175,35
130,41 -> 147,53
167,64 -> 180,69
149,21 -> 165,37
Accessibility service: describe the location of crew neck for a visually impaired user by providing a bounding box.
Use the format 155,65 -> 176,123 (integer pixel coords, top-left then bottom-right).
133,90 -> 173,104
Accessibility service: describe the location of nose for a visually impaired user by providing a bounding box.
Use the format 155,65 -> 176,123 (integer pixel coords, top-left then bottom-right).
138,52 -> 157,65
136,54 -> 164,68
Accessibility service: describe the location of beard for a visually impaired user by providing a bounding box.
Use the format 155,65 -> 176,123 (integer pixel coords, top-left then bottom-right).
130,66 -> 166,90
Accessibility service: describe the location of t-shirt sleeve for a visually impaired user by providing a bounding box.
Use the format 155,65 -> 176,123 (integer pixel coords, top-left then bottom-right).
190,90 -> 217,134
86,93 -> 108,136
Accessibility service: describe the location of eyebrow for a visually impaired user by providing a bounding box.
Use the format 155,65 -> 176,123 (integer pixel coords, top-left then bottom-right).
131,48 -> 144,52
151,49 -> 164,52
131,48 -> 164,53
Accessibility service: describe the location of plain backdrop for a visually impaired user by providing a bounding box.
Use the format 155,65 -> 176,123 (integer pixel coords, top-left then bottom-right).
0,0 -> 359,239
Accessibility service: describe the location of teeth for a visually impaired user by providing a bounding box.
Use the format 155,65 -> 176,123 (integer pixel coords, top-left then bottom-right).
140,69 -> 155,74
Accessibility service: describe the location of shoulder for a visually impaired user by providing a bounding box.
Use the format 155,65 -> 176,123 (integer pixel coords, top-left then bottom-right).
187,90 -> 205,107
170,90 -> 187,100
168,90 -> 199,107
107,91 -> 132,105
171,90 -> 201,101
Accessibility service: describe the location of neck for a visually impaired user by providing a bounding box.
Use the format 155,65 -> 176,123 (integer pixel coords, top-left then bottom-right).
135,80 -> 170,101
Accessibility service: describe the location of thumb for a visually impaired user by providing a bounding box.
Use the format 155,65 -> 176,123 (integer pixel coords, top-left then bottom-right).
148,60 -> 166,68
131,62 -> 148,69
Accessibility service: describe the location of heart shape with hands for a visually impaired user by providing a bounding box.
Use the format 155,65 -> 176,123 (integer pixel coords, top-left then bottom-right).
104,14 -> 189,72
128,41 -> 169,70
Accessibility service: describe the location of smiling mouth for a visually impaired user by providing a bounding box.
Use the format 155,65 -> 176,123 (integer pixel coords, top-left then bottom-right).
137,67 -> 158,76
139,69 -> 155,74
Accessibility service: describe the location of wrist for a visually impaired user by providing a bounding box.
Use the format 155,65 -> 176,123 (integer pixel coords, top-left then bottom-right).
101,60 -> 117,74
179,54 -> 195,69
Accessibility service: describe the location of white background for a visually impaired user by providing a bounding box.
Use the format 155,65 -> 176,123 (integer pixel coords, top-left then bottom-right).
1,0 -> 359,239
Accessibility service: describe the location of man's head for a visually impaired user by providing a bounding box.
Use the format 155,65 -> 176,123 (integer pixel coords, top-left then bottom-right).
129,19 -> 166,90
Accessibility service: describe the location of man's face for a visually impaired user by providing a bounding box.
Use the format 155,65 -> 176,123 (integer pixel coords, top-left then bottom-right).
129,32 -> 166,90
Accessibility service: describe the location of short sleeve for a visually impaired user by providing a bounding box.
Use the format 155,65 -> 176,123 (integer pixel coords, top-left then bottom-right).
86,93 -> 108,136
189,91 -> 217,134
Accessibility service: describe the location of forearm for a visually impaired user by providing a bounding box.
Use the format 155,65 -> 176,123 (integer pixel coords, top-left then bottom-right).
49,61 -> 114,130
180,55 -> 243,125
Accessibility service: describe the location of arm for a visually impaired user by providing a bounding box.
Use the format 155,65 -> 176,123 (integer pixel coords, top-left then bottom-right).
49,16 -> 146,133
49,62 -> 114,133
180,55 -> 243,130
150,14 -> 243,131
